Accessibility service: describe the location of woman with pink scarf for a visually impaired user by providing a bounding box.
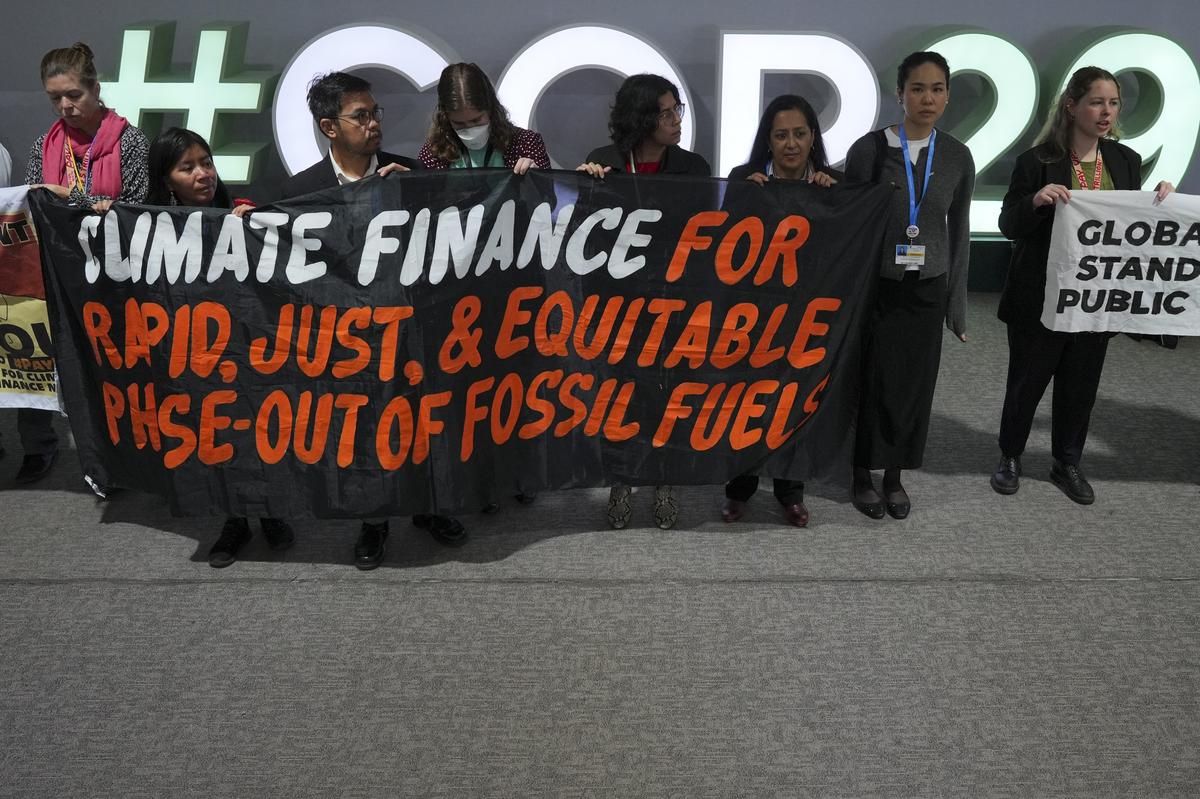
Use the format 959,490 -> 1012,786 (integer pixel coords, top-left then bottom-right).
13,42 -> 148,486
27,42 -> 149,214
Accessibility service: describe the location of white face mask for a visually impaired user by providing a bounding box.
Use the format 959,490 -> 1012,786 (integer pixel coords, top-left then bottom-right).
456,123 -> 490,150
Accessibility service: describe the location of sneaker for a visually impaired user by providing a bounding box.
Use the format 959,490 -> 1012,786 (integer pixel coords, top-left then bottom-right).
607,485 -> 632,529
1050,460 -> 1095,505
990,456 -> 1021,495
209,517 -> 252,568
261,518 -> 295,551
653,485 -> 678,530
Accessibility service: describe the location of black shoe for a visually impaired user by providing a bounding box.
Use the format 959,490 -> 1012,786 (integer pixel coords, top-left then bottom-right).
413,514 -> 468,547
261,518 -> 295,551
481,502 -> 501,514
209,517 -> 252,568
990,456 -> 1021,495
355,521 -> 389,570
1050,460 -> 1095,505
515,491 -> 537,505
15,450 -> 57,484
852,477 -> 885,520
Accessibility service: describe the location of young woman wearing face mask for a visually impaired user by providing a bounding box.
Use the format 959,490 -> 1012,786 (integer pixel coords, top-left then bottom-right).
843,51 -> 975,522
721,94 -> 842,529
419,62 -> 550,174
146,128 -> 292,567
13,42 -> 150,486
576,73 -> 711,531
990,67 -> 1172,505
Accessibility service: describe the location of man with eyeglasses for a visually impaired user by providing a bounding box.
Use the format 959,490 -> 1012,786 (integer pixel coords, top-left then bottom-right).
280,71 -> 420,198
280,71 -> 467,568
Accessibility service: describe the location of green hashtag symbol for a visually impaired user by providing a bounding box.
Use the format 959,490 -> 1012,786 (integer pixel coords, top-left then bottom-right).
102,22 -> 276,183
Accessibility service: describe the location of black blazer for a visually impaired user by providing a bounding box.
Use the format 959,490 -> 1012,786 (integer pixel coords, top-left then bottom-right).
279,150 -> 422,200
726,162 -> 845,183
997,139 -> 1141,325
583,143 -> 711,176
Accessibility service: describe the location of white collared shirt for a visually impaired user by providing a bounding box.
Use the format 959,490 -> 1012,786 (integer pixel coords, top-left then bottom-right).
329,150 -> 378,184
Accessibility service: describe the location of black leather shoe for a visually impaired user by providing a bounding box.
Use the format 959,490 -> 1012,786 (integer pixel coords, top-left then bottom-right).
209,517 -> 251,568
261,518 -> 295,551
1050,460 -> 1095,505
781,502 -> 810,528
852,478 -> 885,520
15,450 -> 57,484
721,499 -> 747,523
413,514 -> 467,547
885,497 -> 910,520
355,521 -> 389,569
990,456 -> 1021,495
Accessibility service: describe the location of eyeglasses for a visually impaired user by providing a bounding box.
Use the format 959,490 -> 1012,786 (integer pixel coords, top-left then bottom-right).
657,103 -> 686,122
336,106 -> 384,127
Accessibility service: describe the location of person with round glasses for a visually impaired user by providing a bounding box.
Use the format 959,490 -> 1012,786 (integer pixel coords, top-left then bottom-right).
576,73 -> 711,531
280,71 -> 421,199
577,73 -> 708,178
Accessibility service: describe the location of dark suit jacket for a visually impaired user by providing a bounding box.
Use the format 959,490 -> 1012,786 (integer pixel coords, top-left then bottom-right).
279,150 -> 422,200
997,139 -> 1141,326
583,143 -> 711,176
726,162 -> 845,182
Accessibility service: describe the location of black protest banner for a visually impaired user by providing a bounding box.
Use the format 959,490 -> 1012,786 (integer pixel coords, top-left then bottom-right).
31,171 -> 890,517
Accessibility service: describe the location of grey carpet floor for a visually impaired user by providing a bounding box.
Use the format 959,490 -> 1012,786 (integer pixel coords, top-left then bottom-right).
2,293 -> 1198,797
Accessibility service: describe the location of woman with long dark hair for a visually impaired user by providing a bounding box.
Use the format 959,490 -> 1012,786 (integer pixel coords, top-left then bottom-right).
419,62 -> 550,173
147,128 -> 292,566
990,67 -> 1172,504
577,73 -> 710,530
727,93 -> 839,187
721,94 -> 841,528
843,51 -> 975,521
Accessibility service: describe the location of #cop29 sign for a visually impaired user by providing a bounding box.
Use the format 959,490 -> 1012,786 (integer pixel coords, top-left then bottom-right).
99,22 -> 1200,234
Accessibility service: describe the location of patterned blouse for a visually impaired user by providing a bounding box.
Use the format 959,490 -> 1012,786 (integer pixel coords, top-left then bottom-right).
419,126 -> 551,170
25,125 -> 150,207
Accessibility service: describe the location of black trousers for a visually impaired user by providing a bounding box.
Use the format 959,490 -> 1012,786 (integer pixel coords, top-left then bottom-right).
725,474 -> 804,505
854,272 -> 946,470
997,321 -> 1109,466
1,408 -> 59,457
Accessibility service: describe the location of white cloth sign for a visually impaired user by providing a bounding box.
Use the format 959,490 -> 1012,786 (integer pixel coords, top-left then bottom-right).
1044,190 -> 1200,335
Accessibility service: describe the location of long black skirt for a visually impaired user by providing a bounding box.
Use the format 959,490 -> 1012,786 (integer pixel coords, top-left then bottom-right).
854,272 -> 946,470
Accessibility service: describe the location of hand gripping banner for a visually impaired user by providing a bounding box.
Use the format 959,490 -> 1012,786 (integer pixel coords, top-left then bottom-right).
30,171 -> 890,517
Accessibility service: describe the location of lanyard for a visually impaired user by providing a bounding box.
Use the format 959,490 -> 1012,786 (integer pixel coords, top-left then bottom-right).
459,143 -> 496,169
899,126 -> 936,240
1069,149 -> 1103,191
64,138 -> 94,193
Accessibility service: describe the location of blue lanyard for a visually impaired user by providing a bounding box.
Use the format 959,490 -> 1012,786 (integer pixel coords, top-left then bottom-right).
899,126 -> 936,237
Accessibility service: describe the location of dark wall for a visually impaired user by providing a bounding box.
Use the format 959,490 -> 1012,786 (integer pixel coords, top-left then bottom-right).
2,0 -> 1197,206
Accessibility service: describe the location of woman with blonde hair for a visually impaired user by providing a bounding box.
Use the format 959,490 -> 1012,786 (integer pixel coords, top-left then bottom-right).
990,66 -> 1172,504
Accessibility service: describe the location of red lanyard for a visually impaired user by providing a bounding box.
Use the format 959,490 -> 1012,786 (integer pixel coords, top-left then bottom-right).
63,138 -> 93,192
1069,149 -> 1103,191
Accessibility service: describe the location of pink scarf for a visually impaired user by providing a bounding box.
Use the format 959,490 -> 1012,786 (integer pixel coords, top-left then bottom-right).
41,108 -> 129,198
